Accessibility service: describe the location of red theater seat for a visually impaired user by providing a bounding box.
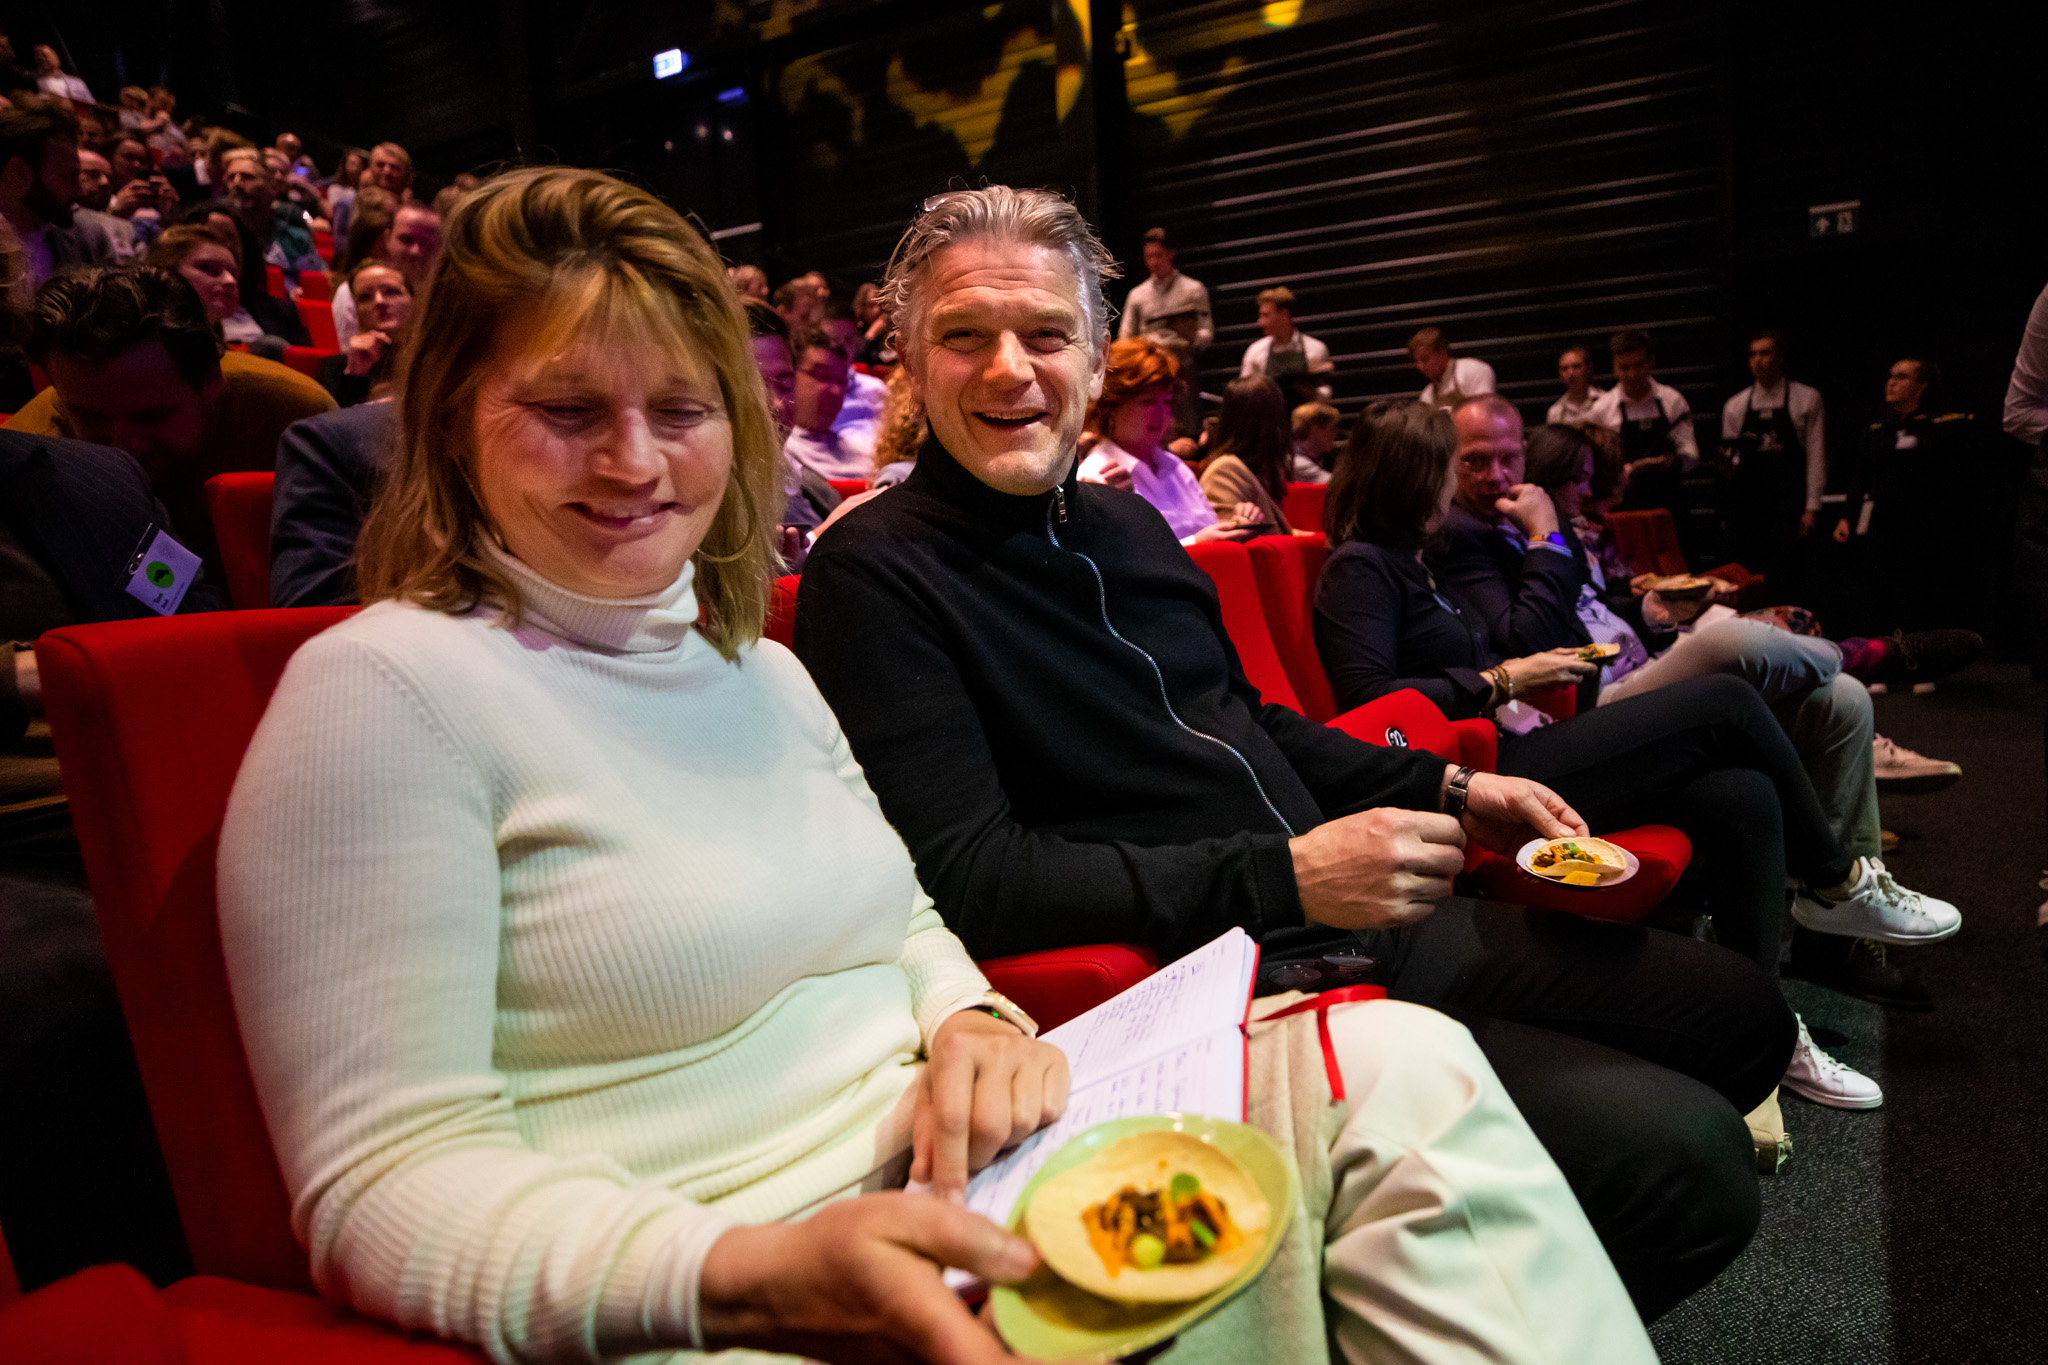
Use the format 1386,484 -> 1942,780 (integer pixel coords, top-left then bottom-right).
295,296 -> 339,351
765,572 -> 801,648
264,264 -> 287,300
1604,508 -> 1767,608
311,229 -> 334,262
828,478 -> 869,500
296,270 -> 331,302
203,473 -> 275,610
0,1264 -> 483,1363
281,346 -> 336,381
1187,539 -> 1303,713
1283,482 -> 1325,534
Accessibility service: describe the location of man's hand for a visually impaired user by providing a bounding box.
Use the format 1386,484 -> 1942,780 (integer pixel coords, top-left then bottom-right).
1457,773 -> 1585,855
1290,807 -> 1466,932
1494,483 -> 1561,539
699,1193 -> 1041,1364
109,179 -> 158,219
911,1009 -> 1068,1200
1832,519 -> 1851,544
1798,509 -> 1818,537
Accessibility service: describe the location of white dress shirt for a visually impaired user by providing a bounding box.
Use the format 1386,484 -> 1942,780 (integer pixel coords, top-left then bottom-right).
1589,381 -> 1699,465
1241,332 -> 1332,379
1078,437 -> 1216,541
785,423 -> 876,482
832,369 -> 887,449
1418,356 -> 1496,408
1546,387 -> 1607,426
1720,379 -> 1827,510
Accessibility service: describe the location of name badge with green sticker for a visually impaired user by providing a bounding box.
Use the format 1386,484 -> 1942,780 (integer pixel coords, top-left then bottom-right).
125,523 -> 201,615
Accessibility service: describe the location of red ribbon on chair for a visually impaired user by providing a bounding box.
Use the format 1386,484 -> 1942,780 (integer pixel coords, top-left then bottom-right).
1255,984 -> 1386,1102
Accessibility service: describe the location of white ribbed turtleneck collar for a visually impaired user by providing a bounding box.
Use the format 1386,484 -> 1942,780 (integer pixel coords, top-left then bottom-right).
483,541 -> 700,655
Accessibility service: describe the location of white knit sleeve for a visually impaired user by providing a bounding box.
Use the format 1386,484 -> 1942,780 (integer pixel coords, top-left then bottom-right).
218,629 -> 732,1364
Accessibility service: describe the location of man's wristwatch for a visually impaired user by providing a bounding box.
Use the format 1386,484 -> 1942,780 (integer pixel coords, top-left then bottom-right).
1442,765 -> 1478,820
975,989 -> 1039,1038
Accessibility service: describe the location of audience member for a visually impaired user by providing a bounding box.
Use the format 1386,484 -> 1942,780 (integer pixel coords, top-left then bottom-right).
72,146 -> 140,260
0,106 -> 117,292
269,401 -> 396,608
221,146 -> 322,311
1077,336 -> 1256,542
101,133 -> 176,226
867,365 -> 924,486
851,278 -> 896,367
322,146 -> 366,216
330,141 -> 410,239
144,88 -> 187,167
1408,325 -> 1495,408
1547,343 -> 1604,424
1590,327 -> 1697,509
1238,285 -> 1331,401
331,201 -> 438,341
1312,401 -> 1951,1108
797,187 -> 1794,1324
745,299 -> 840,550
1719,330 -> 1826,585
725,261 -> 767,302
1118,225 -> 1211,436
782,326 -> 871,480
0,33 -> 35,98
143,222 -> 281,353
315,259 -> 411,406
1290,399 -> 1339,482
7,266 -> 333,581
771,274 -> 822,330
1199,374 -> 1294,532
31,45 -> 92,105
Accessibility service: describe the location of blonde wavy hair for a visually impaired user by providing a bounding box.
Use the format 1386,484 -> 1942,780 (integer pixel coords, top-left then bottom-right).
355,165 -> 781,660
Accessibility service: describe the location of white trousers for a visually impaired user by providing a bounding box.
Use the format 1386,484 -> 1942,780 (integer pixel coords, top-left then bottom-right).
1321,1000 -> 1658,1365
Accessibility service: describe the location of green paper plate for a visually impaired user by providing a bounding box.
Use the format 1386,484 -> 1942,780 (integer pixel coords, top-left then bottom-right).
990,1114 -> 1298,1363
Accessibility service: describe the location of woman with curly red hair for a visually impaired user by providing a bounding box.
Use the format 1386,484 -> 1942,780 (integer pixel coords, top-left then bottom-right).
1078,335 -> 1260,542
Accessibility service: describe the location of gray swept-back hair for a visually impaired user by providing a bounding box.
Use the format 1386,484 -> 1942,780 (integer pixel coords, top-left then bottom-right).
879,186 -> 1120,367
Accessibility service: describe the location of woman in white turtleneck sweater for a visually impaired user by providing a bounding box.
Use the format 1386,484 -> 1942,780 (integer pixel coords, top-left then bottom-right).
217,167 -> 1066,1364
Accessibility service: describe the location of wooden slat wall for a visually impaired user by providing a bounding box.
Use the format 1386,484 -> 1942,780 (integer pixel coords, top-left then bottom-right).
1121,0 -> 1729,430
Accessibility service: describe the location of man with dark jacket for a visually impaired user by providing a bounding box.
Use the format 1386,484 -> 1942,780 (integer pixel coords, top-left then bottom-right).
269,400 -> 395,607
795,186 -> 1795,1323
0,428 -> 209,1293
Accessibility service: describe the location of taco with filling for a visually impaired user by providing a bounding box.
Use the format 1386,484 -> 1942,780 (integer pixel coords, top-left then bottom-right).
1023,1130 -> 1268,1303
1527,836 -> 1629,885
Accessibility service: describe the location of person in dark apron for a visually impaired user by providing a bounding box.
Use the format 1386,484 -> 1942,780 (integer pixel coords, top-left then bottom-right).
1723,389 -> 1809,590
1603,330 -> 1697,514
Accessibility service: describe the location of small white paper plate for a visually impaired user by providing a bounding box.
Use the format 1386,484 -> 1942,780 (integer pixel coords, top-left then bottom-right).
1515,838 -> 1640,888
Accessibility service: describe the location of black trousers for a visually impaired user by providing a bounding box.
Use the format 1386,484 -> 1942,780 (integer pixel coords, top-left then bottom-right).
1499,672 -> 1856,972
1357,897 -> 1796,1324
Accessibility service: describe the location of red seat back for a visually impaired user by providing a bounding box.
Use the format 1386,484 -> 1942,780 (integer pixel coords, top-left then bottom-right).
1604,509 -> 1688,577
264,264 -> 287,300
203,473 -> 276,610
764,573 -> 800,649
1185,539 -> 1301,713
1324,688 -> 1463,763
37,609 -> 358,1293
1282,483 -> 1326,536
978,943 -> 1159,1032
827,478 -> 868,500
311,229 -> 334,262
1245,533 -> 1337,721
295,297 -> 339,351
281,346 -> 335,381
297,270 -> 331,302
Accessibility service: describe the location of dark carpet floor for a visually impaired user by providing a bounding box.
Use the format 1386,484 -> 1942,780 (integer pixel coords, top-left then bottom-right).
1650,660 -> 2048,1365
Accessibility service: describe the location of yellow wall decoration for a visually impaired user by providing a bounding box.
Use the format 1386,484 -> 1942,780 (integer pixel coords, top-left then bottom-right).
884,27 -> 1057,166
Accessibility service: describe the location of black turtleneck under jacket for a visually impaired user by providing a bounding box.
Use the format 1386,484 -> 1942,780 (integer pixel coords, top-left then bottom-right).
793,438 -> 1448,964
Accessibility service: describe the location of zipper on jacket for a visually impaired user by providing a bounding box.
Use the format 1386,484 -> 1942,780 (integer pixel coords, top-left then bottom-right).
1045,500 -> 1296,836
1052,485 -> 1067,523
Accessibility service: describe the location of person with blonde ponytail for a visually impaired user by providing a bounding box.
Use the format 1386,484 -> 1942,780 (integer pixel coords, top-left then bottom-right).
218,166 -> 1068,1363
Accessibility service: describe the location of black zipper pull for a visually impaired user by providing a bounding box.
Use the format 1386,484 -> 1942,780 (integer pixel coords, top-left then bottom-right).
1053,485 -> 1068,523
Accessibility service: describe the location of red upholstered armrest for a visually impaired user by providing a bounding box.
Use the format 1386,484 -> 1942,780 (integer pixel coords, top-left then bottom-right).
1520,682 -> 1578,722
1467,824 -> 1691,923
0,1264 -> 189,1364
978,943 -> 1159,1032
163,1277 -> 485,1361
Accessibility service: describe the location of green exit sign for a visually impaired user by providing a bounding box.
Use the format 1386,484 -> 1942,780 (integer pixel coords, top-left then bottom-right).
1810,200 -> 1860,238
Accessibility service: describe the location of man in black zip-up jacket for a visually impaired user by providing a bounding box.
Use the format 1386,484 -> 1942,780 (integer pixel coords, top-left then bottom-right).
799,436 -> 1451,962
793,190 -> 1797,1324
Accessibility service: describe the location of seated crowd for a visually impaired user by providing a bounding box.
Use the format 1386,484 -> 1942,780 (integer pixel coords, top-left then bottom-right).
0,82 -> 2012,1365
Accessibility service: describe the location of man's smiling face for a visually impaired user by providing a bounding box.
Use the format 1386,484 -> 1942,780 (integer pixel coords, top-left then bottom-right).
905,239 -> 1104,496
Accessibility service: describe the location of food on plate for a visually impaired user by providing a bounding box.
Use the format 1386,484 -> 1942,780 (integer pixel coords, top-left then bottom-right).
1575,642 -> 1622,663
1024,1130 -> 1268,1303
1646,574 -> 1715,600
1527,836 -> 1629,886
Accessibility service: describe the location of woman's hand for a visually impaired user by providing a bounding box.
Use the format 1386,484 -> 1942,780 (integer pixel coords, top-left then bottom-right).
1457,772 -> 1586,855
1191,518 -> 1253,543
344,328 -> 390,377
913,1009 -> 1069,1199
699,1192 -> 1042,1364
1833,519 -> 1851,544
1500,648 -> 1597,694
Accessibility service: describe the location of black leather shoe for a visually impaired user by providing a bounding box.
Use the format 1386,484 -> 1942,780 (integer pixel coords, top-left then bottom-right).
1867,629 -> 1984,686
1786,927 -> 1933,1010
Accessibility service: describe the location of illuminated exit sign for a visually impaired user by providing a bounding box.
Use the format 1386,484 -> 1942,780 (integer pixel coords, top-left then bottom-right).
653,48 -> 687,79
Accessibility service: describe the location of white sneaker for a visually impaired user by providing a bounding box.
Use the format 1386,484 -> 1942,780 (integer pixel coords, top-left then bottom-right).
1783,1014 -> 1883,1109
1791,857 -> 1961,945
1872,734 -> 1961,794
